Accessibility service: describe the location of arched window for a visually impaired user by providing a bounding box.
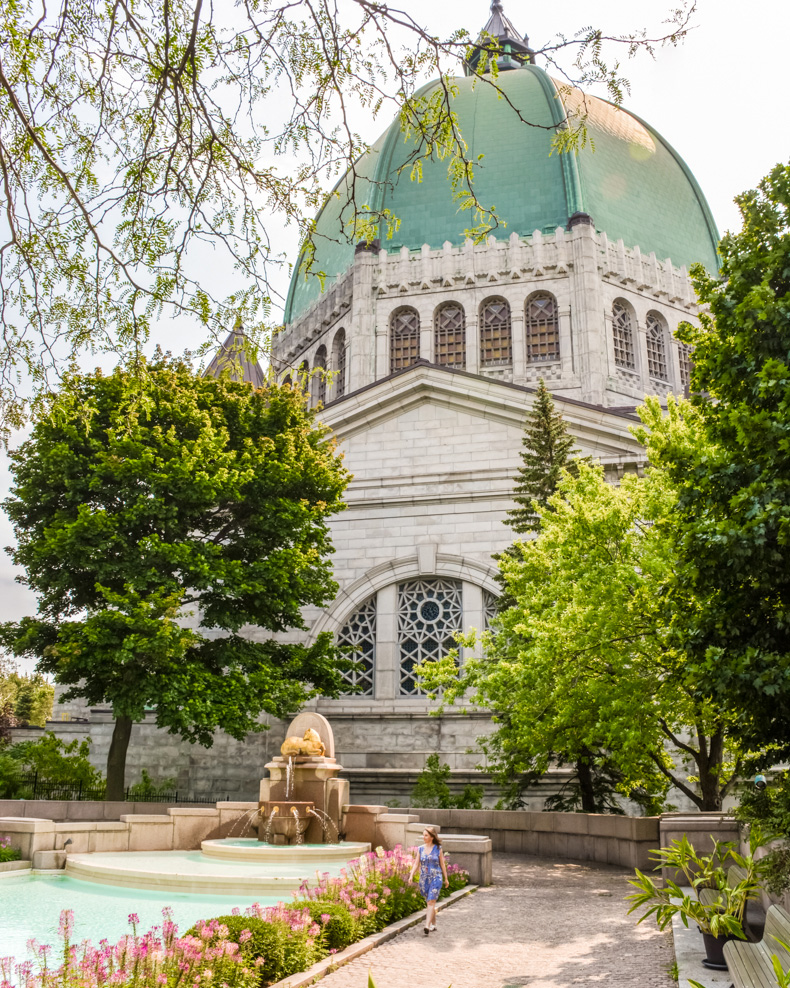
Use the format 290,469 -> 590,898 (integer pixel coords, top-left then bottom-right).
678,342 -> 693,390
483,590 -> 499,630
313,345 -> 327,406
337,596 -> 376,696
298,360 -> 310,402
612,301 -> 635,370
398,578 -> 463,695
332,328 -> 346,399
526,292 -> 560,363
646,312 -> 668,381
282,374 -> 292,387
390,308 -> 420,373
480,298 -> 512,366
434,303 -> 465,368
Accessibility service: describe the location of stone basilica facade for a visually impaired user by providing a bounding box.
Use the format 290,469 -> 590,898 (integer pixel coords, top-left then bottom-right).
51,5 -> 720,804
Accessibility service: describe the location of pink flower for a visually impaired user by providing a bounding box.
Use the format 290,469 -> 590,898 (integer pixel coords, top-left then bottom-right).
231,907 -> 240,916
57,910 -> 74,939
320,914 -> 331,924
238,930 -> 252,944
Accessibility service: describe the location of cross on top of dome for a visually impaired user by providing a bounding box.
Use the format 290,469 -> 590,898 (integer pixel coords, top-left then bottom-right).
465,0 -> 535,75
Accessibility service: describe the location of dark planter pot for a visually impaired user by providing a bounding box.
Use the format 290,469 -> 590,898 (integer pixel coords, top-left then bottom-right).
701,931 -> 741,970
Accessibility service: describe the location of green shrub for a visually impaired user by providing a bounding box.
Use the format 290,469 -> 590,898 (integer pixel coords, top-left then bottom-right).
0,732 -> 104,798
736,771 -> 790,896
410,753 -> 484,810
188,910 -> 322,986
127,769 -> 177,799
0,835 -> 21,862
291,901 -> 360,951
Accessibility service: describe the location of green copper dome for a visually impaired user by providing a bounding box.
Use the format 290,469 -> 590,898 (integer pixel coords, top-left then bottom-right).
284,65 -> 719,325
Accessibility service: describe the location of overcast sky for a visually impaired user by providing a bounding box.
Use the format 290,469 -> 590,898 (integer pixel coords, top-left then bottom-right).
2,0 -> 789,670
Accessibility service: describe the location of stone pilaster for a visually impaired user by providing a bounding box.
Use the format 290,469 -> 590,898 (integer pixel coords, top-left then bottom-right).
568,215 -> 606,405
351,250 -> 376,388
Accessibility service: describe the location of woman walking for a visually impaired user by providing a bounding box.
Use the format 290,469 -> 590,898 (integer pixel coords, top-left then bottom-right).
409,827 -> 449,935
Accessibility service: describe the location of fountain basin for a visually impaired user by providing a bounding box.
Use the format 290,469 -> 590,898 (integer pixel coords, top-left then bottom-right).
64,844 -> 370,896
258,800 -> 315,844
201,839 -> 370,864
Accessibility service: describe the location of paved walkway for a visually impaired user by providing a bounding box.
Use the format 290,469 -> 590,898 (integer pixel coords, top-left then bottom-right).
319,854 -> 675,988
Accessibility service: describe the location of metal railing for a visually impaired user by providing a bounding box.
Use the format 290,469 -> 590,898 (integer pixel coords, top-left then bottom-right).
16,774 -> 231,804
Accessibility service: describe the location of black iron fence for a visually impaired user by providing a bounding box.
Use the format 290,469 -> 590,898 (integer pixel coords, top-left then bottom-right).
16,774 -> 231,804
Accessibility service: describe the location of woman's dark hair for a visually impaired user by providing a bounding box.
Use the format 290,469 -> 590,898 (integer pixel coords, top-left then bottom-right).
424,827 -> 442,847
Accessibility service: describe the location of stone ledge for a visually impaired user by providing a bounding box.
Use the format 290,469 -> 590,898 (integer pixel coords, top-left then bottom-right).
0,860 -> 31,875
267,884 -> 477,988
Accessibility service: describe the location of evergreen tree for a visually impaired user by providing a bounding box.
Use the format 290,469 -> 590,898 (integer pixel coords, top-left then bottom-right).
506,379 -> 580,535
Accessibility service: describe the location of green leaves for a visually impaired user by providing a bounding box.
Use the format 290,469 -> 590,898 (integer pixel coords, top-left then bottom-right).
646,160 -> 790,758
419,425 -> 742,812
627,833 -> 769,938
505,378 -> 581,536
1,356 -> 350,783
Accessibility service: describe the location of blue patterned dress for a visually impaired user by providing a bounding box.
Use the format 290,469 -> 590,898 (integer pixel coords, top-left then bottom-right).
418,843 -> 443,901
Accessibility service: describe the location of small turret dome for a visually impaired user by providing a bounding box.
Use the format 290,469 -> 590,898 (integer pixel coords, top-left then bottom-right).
285,62 -> 718,326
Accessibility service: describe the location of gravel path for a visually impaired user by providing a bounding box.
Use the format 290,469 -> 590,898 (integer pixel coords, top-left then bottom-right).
317,853 -> 676,988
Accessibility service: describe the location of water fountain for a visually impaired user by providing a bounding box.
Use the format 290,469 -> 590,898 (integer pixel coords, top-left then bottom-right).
254,712 -> 348,846
55,714 -> 369,895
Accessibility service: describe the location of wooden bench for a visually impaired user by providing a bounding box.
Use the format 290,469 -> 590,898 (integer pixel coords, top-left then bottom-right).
724,904 -> 790,988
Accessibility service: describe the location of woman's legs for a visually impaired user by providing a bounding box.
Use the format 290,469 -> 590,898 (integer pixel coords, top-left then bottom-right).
426,898 -> 438,929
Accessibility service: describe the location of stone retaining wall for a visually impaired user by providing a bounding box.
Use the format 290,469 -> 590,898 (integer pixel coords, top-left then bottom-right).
0,803 -> 259,860
355,806 -> 662,871
0,799 -> 216,821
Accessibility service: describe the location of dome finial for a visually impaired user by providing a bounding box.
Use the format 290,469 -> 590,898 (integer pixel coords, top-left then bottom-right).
465,0 -> 534,75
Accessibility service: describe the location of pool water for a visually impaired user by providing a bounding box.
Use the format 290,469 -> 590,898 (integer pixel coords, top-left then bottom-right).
0,873 -> 278,965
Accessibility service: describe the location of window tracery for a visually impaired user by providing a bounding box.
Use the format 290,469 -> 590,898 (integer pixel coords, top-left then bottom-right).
337,597 -> 376,696
390,308 -> 420,373
678,342 -> 693,390
483,590 -> 499,630
313,345 -> 327,406
332,329 -> 346,399
526,293 -> 560,363
612,301 -> 635,370
398,578 -> 463,695
646,313 -> 668,381
434,304 -> 466,368
480,299 -> 512,366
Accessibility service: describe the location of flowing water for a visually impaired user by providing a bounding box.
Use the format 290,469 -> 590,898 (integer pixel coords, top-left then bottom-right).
226,808 -> 260,839
307,806 -> 339,843
291,806 -> 305,845
285,756 -> 295,799
261,807 -> 278,844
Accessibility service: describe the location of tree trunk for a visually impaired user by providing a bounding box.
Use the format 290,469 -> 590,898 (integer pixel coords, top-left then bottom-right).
106,715 -> 133,802
577,751 -> 597,813
697,728 -> 725,812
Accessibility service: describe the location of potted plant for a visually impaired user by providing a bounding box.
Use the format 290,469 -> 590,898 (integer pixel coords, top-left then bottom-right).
627,831 -> 768,970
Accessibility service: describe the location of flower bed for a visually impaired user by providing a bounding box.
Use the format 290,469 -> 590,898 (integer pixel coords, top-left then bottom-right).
0,846 -> 469,988
0,836 -> 21,864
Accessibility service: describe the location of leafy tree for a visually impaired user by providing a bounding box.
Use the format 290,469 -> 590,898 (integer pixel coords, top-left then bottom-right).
0,733 -> 104,799
420,411 -> 742,813
649,160 -> 790,758
0,1 -> 695,426
0,358 -> 351,798
505,378 -> 581,535
0,668 -> 54,727
10,674 -> 54,727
